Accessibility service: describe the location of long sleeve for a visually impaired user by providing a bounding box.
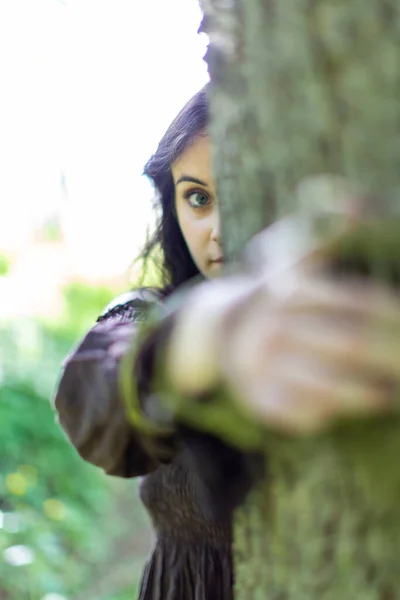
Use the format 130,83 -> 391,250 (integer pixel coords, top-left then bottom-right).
52,290 -> 177,478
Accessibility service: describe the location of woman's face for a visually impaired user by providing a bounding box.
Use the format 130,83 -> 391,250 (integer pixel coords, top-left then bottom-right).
172,134 -> 223,279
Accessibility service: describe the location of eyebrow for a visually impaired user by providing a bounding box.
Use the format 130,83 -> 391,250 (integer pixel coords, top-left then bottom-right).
176,175 -> 209,187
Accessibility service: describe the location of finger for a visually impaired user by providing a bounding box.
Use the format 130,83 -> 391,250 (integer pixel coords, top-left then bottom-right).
272,275 -> 400,331
231,356 -> 392,435
275,356 -> 392,414
224,293 -> 400,385
287,315 -> 400,381
231,377 -> 333,435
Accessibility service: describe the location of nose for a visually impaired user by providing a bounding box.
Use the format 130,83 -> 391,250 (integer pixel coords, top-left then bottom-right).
210,207 -> 221,244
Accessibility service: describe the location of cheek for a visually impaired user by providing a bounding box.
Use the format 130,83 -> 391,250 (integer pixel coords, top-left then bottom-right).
177,211 -> 209,261
181,217 -> 203,250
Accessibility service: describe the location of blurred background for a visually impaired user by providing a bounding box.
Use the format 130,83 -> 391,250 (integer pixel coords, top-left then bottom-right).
0,0 -> 208,598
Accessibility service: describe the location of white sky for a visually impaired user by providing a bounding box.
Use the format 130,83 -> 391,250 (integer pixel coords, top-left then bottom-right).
0,0 -> 208,273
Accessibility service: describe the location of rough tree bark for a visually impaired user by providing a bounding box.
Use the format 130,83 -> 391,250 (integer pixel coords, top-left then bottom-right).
198,1 -> 400,599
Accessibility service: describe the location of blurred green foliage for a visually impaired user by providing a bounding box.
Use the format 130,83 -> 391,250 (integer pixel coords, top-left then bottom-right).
0,253 -> 11,277
37,218 -> 63,243
0,282 -> 151,600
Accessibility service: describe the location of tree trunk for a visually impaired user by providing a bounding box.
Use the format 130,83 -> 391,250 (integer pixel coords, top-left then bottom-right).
199,1 -> 400,598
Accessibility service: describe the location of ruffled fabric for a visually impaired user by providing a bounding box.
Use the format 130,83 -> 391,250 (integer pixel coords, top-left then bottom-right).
53,289 -> 260,600
138,537 -> 233,600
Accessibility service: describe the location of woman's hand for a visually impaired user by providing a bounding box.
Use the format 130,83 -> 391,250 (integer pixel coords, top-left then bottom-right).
166,223 -> 400,435
221,265 -> 400,433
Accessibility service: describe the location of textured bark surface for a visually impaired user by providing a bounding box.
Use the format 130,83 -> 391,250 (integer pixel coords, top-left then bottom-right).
234,422 -> 400,600
199,0 -> 400,598
201,0 -> 400,259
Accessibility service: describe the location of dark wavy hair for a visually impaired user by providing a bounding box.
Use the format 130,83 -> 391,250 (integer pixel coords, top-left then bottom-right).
141,85 -> 209,295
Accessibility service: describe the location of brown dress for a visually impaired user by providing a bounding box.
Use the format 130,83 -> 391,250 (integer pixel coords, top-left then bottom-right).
53,289 -> 260,600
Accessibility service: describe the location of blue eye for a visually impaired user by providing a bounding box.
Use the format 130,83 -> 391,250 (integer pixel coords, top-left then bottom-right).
186,190 -> 211,208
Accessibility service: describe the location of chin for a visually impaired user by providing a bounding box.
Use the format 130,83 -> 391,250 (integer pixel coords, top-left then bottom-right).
206,261 -> 224,278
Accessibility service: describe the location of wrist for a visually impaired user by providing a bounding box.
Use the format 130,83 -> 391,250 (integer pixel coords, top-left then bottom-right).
165,276 -> 260,395
165,282 -> 223,395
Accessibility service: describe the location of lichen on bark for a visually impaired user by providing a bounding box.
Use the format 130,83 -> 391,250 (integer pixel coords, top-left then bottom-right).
199,0 -> 400,598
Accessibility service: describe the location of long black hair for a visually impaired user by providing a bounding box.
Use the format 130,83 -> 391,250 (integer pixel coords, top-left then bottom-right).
141,85 -> 209,295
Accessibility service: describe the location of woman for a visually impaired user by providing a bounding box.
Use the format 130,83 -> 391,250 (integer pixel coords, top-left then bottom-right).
53,85 -> 400,599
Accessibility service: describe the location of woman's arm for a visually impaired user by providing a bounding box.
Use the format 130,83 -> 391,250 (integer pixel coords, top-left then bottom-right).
52,290 -> 177,478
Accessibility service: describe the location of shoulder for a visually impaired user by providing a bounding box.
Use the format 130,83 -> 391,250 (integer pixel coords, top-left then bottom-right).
97,288 -> 164,324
